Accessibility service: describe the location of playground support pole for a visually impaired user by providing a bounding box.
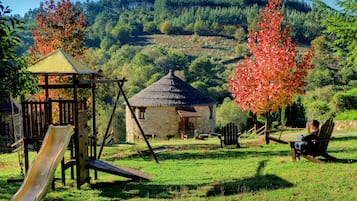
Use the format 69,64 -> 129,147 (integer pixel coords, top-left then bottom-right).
118,79 -> 159,164
97,80 -> 123,160
73,75 -> 81,189
91,74 -> 98,180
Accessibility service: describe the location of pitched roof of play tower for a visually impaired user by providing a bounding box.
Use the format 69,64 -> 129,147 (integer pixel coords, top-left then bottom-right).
128,70 -> 216,107
28,49 -> 97,75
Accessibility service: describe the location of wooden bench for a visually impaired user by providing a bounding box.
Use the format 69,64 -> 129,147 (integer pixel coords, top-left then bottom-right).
144,134 -> 156,139
166,135 -> 175,140
213,122 -> 241,148
197,133 -> 209,140
289,118 -> 337,163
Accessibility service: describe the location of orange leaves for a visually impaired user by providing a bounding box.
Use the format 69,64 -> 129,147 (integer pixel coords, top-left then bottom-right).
30,0 -> 87,101
31,0 -> 87,60
228,0 -> 313,115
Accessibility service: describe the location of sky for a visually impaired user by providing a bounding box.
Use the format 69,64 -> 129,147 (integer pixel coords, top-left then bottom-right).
1,0 -> 91,16
2,0 -> 339,17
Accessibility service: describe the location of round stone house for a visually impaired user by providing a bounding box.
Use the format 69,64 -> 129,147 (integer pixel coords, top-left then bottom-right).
126,70 -> 217,141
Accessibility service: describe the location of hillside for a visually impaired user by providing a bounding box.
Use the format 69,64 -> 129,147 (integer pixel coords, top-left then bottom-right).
129,34 -> 239,63
129,34 -> 311,68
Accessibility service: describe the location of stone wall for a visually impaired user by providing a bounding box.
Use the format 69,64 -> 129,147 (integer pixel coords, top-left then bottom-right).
125,105 -> 216,142
334,120 -> 357,131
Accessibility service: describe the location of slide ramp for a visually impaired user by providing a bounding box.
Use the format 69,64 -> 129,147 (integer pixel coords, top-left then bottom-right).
88,159 -> 151,181
11,125 -> 74,201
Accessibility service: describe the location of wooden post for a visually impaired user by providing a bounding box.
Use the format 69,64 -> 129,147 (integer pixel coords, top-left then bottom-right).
91,74 -> 98,180
73,75 -> 81,189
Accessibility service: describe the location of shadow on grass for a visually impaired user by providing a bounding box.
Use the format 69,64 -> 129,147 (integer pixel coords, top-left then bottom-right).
207,160 -> 293,197
90,180 -> 201,200
331,135 -> 357,141
0,179 -> 22,200
317,157 -> 357,164
89,160 -> 294,200
104,143 -> 290,162
206,174 -> 293,197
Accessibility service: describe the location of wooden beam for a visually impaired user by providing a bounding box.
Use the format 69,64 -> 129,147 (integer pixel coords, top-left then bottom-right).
38,84 -> 91,89
79,78 -> 126,85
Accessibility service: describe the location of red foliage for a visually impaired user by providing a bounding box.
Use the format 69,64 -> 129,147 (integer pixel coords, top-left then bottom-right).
30,0 -> 88,101
228,0 -> 313,115
31,0 -> 87,59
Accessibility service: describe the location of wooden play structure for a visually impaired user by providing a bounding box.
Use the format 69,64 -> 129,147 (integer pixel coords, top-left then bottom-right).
9,50 -> 157,196
289,118 -> 337,163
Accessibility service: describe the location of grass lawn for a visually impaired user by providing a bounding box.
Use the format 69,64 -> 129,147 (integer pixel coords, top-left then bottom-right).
1,130 -> 357,201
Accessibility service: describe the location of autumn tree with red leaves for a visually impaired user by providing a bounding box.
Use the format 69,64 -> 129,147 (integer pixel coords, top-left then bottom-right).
228,0 -> 314,143
31,0 -> 87,59
31,0 -> 88,102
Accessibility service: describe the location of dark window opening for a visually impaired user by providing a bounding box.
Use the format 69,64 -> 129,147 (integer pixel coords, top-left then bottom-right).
209,105 -> 213,119
139,107 -> 146,119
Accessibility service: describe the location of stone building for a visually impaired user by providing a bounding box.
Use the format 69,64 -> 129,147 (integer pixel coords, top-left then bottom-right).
126,70 -> 217,141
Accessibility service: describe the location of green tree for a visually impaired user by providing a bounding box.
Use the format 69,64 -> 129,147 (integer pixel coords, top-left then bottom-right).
0,3 -> 35,99
111,24 -> 131,43
216,98 -> 248,131
234,27 -> 246,42
188,56 -> 215,83
323,0 -> 357,70
143,21 -> 157,33
222,25 -> 236,37
159,21 -> 173,35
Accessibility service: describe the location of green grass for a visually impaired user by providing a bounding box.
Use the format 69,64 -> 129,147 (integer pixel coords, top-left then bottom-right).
1,131 -> 357,200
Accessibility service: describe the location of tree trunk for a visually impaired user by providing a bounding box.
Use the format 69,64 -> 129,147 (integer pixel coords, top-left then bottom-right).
265,112 -> 270,144
281,107 -> 286,127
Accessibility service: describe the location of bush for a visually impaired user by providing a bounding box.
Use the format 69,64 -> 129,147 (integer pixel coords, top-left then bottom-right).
216,98 -> 248,132
143,21 -> 157,33
159,21 -> 173,35
335,110 -> 357,120
331,88 -> 357,112
305,100 -> 331,122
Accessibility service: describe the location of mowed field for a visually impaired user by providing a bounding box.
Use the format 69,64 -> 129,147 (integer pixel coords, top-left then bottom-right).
1,130 -> 357,201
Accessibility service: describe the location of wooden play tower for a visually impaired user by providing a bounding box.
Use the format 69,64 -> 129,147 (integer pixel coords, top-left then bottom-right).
20,49 -> 156,189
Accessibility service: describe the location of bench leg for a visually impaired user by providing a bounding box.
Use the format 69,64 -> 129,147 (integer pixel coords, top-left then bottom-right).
289,142 -> 297,162
236,141 -> 240,148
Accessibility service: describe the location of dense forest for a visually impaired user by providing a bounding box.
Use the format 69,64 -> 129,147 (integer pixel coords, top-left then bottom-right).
6,0 -> 357,141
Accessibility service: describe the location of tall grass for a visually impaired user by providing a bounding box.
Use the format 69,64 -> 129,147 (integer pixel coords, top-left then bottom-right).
1,131 -> 357,200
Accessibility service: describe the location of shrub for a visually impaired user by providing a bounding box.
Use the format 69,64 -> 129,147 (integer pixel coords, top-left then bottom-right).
335,110 -> 357,120
143,21 -> 157,33
216,98 -> 248,132
331,88 -> 357,112
159,21 -> 173,35
305,100 -> 331,122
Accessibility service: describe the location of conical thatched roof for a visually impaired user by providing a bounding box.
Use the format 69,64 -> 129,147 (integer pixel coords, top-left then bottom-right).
129,70 -> 216,107
28,49 -> 97,75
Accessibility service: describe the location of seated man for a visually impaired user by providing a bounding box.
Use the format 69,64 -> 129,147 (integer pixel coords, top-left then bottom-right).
294,120 -> 320,154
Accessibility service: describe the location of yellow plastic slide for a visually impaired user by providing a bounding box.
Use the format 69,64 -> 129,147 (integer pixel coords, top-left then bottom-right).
11,125 -> 74,201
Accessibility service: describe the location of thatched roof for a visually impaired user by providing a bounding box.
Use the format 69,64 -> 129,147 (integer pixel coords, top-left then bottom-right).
128,70 -> 216,107
28,49 -> 97,75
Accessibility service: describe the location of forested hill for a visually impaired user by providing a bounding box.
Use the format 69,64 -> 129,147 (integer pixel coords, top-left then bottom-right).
16,0 -> 328,106
19,0 -> 322,50
77,0 -> 320,46
14,0 -> 357,139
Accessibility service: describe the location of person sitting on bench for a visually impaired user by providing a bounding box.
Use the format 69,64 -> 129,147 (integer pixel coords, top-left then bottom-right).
294,119 -> 320,154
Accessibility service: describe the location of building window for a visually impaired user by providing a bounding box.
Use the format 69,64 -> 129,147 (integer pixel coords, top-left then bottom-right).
131,107 -> 136,119
209,105 -> 213,119
139,107 -> 146,119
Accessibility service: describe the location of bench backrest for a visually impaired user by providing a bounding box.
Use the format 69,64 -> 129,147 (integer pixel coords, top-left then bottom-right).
316,117 -> 334,152
222,122 -> 239,145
